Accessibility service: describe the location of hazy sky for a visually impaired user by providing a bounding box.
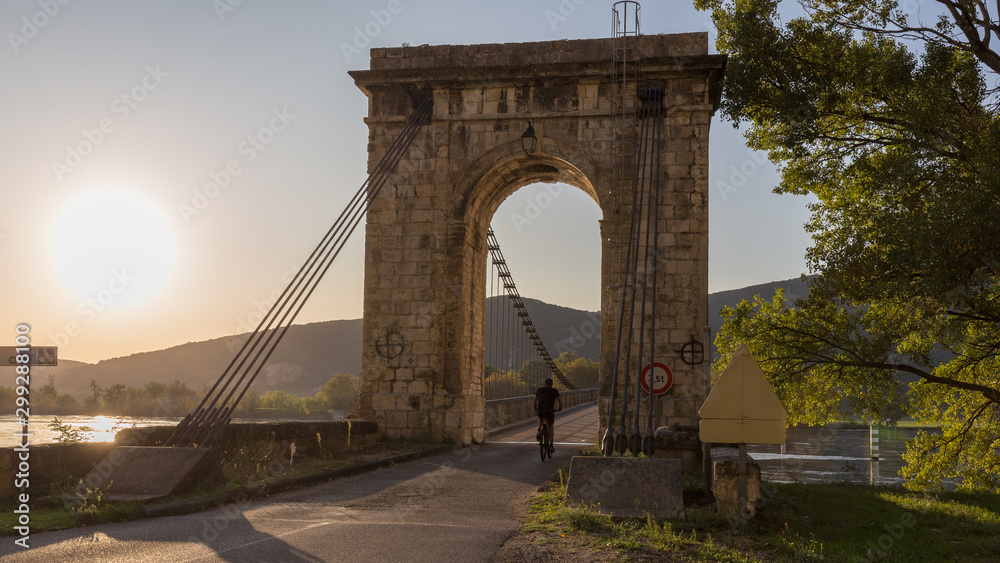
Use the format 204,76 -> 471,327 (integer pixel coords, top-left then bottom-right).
0,0 -> 813,364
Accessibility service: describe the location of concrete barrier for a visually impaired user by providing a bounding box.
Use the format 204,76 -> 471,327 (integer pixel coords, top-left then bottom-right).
0,442 -> 116,498
565,456 -> 683,518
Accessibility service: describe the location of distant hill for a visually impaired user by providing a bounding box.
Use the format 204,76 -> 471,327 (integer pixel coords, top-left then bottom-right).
53,320 -> 362,397
52,279 -> 807,397
708,276 -> 812,358
30,359 -> 90,386
485,296 -> 601,368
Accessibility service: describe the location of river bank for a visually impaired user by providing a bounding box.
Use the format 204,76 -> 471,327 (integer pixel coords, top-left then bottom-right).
499,475 -> 1000,562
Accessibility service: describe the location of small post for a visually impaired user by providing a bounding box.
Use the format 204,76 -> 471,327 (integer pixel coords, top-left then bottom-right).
702,441 -> 713,497
738,443 -> 748,519
870,424 -> 880,460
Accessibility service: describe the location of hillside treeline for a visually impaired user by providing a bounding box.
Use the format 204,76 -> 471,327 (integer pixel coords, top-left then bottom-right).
484,352 -> 598,399
0,374 -> 361,419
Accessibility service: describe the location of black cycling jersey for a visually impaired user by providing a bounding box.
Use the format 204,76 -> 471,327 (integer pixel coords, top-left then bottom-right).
535,386 -> 560,414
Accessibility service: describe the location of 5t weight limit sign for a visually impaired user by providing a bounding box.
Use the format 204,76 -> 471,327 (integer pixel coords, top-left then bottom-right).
640,362 -> 673,395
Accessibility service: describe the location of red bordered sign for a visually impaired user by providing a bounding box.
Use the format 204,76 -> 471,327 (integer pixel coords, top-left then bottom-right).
640,362 -> 673,395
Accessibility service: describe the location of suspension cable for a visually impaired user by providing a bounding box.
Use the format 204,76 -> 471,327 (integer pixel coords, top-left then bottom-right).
486,228 -> 574,390
166,98 -> 433,447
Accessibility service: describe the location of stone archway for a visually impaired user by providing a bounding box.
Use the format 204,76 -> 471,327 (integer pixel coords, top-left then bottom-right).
350,34 -> 725,443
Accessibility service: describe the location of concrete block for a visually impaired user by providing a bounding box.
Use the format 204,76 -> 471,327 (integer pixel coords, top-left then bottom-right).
76,446 -> 223,501
566,456 -> 683,518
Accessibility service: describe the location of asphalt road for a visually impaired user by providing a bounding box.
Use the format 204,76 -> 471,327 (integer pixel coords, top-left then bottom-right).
2,404 -> 599,562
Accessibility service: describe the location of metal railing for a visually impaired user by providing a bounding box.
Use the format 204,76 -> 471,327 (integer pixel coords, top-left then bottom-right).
485,388 -> 598,431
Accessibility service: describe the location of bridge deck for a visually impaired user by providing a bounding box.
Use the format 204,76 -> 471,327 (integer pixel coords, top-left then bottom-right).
487,402 -> 599,447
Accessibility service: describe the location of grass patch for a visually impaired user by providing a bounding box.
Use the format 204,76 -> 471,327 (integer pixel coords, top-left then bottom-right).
522,473 -> 1000,562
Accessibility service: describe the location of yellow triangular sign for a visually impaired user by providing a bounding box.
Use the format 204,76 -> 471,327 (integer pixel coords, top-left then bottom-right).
699,344 -> 787,444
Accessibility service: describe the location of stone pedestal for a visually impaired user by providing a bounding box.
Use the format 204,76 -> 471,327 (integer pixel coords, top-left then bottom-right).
711,447 -> 761,517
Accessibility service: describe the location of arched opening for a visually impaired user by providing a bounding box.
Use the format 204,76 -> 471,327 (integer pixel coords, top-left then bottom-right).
482,182 -> 603,406
455,148 -> 609,438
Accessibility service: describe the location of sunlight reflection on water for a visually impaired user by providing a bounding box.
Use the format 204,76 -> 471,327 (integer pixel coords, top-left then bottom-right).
0,415 -> 180,447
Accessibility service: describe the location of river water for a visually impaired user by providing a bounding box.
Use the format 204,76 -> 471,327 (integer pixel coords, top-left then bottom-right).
748,425 -> 932,485
0,411 -> 350,447
0,415 -> 182,447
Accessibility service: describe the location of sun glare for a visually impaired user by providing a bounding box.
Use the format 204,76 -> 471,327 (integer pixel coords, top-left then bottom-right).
50,188 -> 177,306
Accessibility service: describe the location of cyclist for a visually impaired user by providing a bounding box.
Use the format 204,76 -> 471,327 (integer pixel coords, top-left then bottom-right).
533,378 -> 563,451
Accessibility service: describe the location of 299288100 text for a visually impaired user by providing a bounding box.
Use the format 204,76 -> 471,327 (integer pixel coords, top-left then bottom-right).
12,323 -> 32,549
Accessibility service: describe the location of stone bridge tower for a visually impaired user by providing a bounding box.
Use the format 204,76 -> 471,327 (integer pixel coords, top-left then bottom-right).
350,33 -> 725,443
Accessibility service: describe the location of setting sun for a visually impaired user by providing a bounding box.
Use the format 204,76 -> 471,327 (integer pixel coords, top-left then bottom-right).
49,187 -> 177,307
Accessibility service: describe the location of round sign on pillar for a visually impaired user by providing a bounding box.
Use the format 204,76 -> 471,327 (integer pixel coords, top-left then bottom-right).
640,362 -> 673,395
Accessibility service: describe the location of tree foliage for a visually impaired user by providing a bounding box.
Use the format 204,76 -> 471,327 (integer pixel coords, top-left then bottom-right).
555,352 -> 600,388
318,373 -> 359,412
700,0 -> 1000,490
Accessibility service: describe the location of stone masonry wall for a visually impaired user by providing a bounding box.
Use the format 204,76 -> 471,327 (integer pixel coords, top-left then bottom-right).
351,34 -> 725,443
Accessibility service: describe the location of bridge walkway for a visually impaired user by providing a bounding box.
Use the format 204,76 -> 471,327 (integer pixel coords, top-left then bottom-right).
488,402 -> 599,447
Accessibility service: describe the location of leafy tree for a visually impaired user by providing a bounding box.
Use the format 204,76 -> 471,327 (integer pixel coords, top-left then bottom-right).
167,380 -> 199,414
85,379 -> 103,411
700,0 -> 1000,491
143,381 -> 168,399
554,352 -> 582,365
103,383 -> 128,414
260,390 -> 309,416
518,358 -> 550,387
483,370 -> 531,399
317,373 -> 359,412
557,357 -> 600,389
233,389 -> 263,417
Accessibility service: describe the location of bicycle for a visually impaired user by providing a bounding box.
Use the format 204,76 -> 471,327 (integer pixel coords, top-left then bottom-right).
538,418 -> 553,461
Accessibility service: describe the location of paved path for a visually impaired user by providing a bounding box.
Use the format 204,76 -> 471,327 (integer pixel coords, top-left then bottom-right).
1,405 -> 599,562
488,402 -> 600,447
